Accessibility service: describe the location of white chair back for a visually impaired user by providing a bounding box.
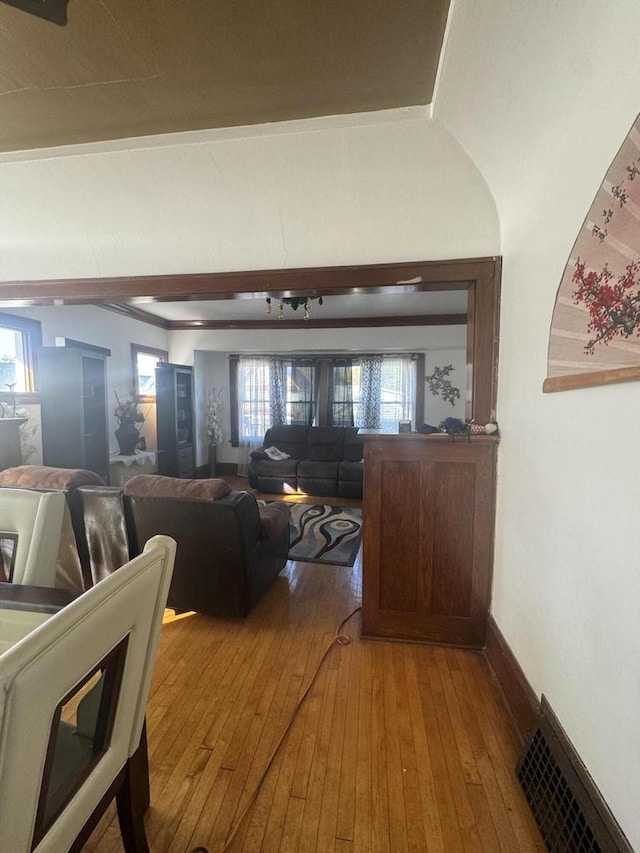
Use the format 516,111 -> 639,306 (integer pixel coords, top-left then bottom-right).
0,534 -> 176,853
0,488 -> 65,586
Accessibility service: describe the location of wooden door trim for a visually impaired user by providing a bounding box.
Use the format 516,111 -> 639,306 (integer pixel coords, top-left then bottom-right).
0,256 -> 500,422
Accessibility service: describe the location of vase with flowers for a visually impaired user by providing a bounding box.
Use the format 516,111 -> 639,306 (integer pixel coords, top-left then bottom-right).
203,387 -> 224,476
114,391 -> 145,456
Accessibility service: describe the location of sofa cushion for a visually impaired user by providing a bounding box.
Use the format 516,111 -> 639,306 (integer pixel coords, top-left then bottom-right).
263,424 -> 308,459
0,465 -> 105,490
124,475 -> 231,501
306,426 -> 345,461
258,501 -> 290,538
297,460 -> 340,497
338,460 -> 364,483
342,428 -> 364,463
298,459 -> 340,478
250,456 -> 298,477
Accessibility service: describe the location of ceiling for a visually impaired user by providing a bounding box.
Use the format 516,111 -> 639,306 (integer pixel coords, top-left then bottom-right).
0,0 -> 456,327
126,288 -> 469,328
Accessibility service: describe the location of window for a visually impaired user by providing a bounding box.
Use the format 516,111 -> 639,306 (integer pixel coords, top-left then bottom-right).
0,312 -> 42,399
131,344 -> 168,402
284,361 -> 317,425
329,361 -> 357,426
379,356 -> 417,432
230,353 -> 422,444
236,356 -> 273,442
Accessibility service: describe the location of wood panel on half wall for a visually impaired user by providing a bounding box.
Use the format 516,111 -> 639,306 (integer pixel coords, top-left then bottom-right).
361,432 -> 498,648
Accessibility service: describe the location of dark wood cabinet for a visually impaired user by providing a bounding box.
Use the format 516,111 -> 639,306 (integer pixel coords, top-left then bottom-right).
39,344 -> 110,481
155,362 -> 194,478
361,433 -> 498,648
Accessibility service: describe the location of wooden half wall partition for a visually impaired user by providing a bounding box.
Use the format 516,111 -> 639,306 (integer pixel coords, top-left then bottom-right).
361,432 -> 499,649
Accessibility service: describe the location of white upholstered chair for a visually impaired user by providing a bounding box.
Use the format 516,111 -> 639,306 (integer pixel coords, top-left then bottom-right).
0,533 -> 176,852
0,488 -> 66,586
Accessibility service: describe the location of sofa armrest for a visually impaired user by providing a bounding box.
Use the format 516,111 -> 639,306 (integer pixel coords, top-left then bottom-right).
258,501 -> 290,538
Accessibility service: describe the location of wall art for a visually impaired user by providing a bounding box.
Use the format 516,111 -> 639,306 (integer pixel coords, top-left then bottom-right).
545,113 -> 640,392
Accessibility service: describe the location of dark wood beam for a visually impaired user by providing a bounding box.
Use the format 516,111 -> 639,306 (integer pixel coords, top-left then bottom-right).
0,257 -> 496,302
165,313 -> 467,331
101,303 -> 170,329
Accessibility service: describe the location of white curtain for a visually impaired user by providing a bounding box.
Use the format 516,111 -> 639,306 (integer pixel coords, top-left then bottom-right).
379,354 -> 416,432
236,356 -> 272,477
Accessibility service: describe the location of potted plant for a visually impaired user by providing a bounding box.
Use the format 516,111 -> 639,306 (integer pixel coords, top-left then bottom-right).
114,392 -> 145,456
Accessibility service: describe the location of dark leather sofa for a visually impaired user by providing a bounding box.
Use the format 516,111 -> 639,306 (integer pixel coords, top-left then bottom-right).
0,465 -> 290,618
122,475 -> 290,617
248,424 -> 364,498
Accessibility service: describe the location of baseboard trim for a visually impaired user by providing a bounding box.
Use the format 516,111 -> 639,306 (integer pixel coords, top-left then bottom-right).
484,615 -> 539,745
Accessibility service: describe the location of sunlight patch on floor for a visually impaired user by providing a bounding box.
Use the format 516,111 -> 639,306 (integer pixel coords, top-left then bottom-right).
162,608 -> 197,624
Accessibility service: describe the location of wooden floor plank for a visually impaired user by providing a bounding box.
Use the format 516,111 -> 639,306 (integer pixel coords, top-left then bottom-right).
422,649 -> 483,852
381,644 -> 409,853
352,641 -> 373,853
448,654 -> 521,853
457,652 -> 547,852
334,633 -> 361,844
297,667 -> 339,853
402,646 -> 446,853
85,492 -> 543,853
390,644 -> 429,853
314,633 -> 351,852
370,644 -> 391,853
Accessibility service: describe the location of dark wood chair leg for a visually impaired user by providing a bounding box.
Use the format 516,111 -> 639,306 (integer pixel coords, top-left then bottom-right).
116,749 -> 151,853
137,721 -> 151,811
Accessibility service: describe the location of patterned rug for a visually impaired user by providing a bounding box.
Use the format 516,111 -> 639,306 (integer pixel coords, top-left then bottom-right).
287,504 -> 363,567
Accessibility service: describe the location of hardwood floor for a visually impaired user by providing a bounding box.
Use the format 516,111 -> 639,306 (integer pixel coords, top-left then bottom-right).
84,488 -> 544,852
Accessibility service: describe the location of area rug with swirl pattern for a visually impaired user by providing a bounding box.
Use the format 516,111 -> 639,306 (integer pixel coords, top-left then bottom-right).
287,504 -> 363,567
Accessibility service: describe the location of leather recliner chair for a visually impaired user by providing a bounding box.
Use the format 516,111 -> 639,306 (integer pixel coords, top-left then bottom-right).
122,475 -> 291,618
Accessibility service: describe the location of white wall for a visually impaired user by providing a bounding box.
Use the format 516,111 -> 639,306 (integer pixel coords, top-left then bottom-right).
436,1 -> 640,846
2,306 -> 168,456
0,110 -> 498,280
0,109 -> 496,477
424,347 -> 466,426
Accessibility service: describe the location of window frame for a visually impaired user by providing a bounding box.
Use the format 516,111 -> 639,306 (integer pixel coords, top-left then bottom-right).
0,311 -> 42,404
229,352 -> 424,443
131,344 -> 168,402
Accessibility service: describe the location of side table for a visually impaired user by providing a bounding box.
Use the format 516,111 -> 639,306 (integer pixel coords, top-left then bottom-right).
109,450 -> 157,487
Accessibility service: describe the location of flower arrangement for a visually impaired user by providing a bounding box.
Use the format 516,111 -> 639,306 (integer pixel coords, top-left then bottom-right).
204,387 -> 224,446
439,416 -> 469,436
114,391 -> 145,425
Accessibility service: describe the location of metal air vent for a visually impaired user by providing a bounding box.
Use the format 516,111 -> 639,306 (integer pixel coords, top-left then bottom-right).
517,696 -> 633,853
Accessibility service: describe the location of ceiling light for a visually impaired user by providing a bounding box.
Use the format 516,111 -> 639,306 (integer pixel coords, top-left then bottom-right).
0,0 -> 69,25
265,295 -> 323,321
